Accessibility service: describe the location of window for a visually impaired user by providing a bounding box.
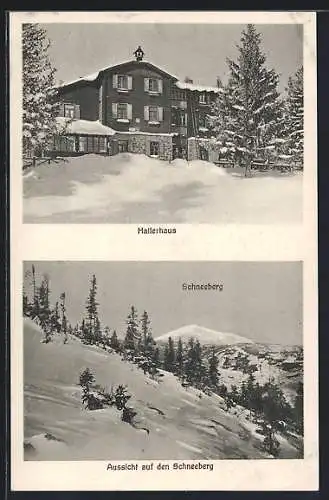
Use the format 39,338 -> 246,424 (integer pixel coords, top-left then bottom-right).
150,141 -> 159,156
112,103 -> 132,121
144,78 -> 163,94
149,78 -> 159,92
53,136 -> 75,153
118,103 -> 128,120
113,74 -> 132,90
64,104 -> 75,118
179,112 -> 187,126
118,75 -> 128,90
199,93 -> 207,104
149,106 -> 159,122
144,105 -> 163,123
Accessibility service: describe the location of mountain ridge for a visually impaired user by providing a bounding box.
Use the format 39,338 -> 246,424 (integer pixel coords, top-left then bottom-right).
155,323 -> 254,346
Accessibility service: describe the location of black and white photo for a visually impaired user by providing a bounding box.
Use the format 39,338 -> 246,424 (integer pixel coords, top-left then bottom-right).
23,261 -> 303,461
22,21 -> 304,224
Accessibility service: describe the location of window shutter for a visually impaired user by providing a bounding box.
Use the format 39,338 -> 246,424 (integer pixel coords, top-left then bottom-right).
113,74 -> 118,88
112,103 -> 118,118
127,104 -> 132,120
158,79 -> 163,94
144,106 -> 149,121
58,103 -> 65,117
74,104 -> 80,119
158,107 -> 163,121
127,76 -> 133,90
144,78 -> 149,92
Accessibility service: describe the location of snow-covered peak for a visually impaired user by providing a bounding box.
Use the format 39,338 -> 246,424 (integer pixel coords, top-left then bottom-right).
156,324 -> 254,346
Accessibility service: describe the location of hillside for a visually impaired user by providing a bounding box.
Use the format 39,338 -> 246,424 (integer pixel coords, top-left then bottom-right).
23,318 -> 302,460
156,324 -> 254,346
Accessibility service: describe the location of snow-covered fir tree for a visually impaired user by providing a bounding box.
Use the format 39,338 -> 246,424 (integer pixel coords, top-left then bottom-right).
164,336 -> 175,372
83,274 -> 100,344
208,24 -> 283,175
124,306 -> 139,351
208,347 -> 219,388
22,23 -> 60,158
283,66 -> 303,166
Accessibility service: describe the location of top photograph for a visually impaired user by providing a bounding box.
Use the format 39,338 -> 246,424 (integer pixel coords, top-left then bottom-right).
21,21 -> 305,224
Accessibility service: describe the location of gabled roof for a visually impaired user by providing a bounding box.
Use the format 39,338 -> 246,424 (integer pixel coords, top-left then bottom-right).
57,59 -> 179,89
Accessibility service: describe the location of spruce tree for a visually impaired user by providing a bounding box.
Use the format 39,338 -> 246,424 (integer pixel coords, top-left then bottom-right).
50,301 -> 61,333
124,306 -> 139,351
60,292 -> 68,343
22,24 -> 60,159
84,274 -> 99,344
283,66 -> 303,166
110,330 -> 120,351
164,337 -> 176,372
208,347 -> 219,388
175,337 -> 184,376
38,274 -> 51,334
184,337 -> 196,384
209,24 -> 283,175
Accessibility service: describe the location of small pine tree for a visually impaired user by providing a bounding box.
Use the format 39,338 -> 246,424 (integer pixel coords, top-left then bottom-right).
124,306 -> 139,351
110,329 -> 120,351
83,274 -> 100,344
79,368 -> 95,391
208,347 -> 219,388
38,274 -> 52,339
59,292 -> 68,343
175,337 -> 184,376
164,336 -> 176,372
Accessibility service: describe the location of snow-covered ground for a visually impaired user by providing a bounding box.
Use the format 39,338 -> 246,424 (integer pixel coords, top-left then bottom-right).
23,318 -> 302,461
23,153 -> 303,224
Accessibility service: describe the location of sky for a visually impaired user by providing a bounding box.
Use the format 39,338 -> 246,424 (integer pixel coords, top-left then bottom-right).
24,261 -> 303,345
43,23 -> 303,92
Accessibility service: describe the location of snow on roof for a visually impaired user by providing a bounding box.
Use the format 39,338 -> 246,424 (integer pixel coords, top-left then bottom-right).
57,59 -> 221,94
57,59 -> 180,88
175,81 -> 223,94
56,117 -> 116,136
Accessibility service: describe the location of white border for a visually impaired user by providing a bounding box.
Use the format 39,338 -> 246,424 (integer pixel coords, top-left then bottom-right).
10,11 -> 318,491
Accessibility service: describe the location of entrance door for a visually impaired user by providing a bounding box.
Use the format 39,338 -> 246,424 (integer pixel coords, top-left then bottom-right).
118,140 -> 128,153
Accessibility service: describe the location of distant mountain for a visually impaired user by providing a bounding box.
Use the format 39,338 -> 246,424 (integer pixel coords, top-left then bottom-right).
155,324 -> 254,346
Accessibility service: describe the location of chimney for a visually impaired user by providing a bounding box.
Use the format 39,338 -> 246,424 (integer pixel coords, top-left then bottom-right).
184,76 -> 193,84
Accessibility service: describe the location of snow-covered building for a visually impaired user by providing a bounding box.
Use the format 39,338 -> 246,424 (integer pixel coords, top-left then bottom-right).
51,46 -> 222,161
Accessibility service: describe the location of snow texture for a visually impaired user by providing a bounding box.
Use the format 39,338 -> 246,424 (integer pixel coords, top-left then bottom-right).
156,324 -> 254,345
23,318 -> 302,460
23,153 -> 303,224
56,117 -> 116,136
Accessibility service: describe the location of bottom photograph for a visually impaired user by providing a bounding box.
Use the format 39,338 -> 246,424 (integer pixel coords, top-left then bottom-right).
22,261 -> 303,461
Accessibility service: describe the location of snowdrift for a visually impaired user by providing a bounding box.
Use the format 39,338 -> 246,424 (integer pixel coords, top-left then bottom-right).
23,153 -> 302,223
23,318 -> 302,461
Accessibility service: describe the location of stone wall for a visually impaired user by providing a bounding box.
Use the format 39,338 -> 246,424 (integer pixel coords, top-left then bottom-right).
187,137 -> 218,163
115,133 -> 173,161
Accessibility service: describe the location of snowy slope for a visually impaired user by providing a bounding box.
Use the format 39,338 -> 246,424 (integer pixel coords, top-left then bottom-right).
23,318 -> 301,460
23,153 -> 303,224
156,324 -> 254,346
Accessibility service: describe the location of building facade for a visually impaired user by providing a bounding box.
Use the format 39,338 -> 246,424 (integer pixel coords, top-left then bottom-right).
52,47 -> 222,162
